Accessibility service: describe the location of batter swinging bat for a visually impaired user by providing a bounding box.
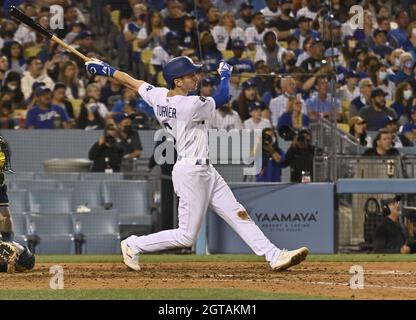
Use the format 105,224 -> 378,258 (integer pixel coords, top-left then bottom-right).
8,5 -> 91,62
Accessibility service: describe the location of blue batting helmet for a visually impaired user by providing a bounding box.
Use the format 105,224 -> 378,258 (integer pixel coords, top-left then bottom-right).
163,56 -> 202,88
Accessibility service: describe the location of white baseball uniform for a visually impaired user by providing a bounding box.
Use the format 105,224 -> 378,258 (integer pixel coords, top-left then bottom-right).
124,82 -> 281,265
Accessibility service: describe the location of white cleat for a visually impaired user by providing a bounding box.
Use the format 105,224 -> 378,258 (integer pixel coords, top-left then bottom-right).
121,240 -> 140,271
271,247 -> 309,271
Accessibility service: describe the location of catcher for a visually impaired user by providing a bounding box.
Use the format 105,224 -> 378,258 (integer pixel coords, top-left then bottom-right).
0,136 -> 35,273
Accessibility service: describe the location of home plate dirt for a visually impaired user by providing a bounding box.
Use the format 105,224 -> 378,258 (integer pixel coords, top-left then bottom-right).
2,261 -> 416,299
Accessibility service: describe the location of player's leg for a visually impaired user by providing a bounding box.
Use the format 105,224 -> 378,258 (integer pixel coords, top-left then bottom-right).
0,174 -> 13,242
208,166 -> 308,270
122,164 -> 214,269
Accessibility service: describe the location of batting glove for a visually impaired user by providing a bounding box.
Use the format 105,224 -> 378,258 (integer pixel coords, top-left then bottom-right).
85,58 -> 117,77
217,61 -> 233,80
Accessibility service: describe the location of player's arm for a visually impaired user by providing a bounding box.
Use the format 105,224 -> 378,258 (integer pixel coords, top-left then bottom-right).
211,61 -> 233,109
85,58 -> 145,92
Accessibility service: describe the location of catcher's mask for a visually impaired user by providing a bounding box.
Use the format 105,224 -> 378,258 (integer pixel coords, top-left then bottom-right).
0,136 -> 14,173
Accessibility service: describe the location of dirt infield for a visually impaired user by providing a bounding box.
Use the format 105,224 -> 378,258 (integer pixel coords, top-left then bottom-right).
2,260 -> 416,299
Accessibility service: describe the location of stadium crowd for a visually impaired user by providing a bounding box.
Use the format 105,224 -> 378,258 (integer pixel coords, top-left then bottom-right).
1,0 -> 416,181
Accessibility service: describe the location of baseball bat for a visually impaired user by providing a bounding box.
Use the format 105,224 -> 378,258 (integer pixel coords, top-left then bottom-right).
8,5 -> 91,62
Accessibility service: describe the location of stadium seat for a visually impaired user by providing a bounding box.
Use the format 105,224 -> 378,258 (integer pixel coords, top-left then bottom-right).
80,172 -> 124,180
11,212 -> 27,247
25,213 -> 75,254
73,211 -> 120,254
35,173 -> 80,180
28,189 -> 73,214
102,181 -> 151,225
8,189 -> 29,214
9,180 -> 59,191
58,180 -> 103,209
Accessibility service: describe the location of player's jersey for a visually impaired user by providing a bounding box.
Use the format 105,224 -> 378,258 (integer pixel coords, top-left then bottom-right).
138,82 -> 216,159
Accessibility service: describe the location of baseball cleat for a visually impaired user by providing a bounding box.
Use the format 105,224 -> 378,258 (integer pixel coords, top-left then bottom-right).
121,240 -> 140,271
271,247 -> 309,271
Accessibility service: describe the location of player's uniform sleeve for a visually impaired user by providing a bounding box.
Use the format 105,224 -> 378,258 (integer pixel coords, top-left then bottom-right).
191,96 -> 216,121
138,82 -> 168,109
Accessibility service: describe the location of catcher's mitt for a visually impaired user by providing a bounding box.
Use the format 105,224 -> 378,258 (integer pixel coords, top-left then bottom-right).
0,241 -> 19,273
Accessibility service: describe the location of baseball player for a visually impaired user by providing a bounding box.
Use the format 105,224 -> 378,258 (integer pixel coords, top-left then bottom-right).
85,56 -> 309,271
0,136 -> 35,273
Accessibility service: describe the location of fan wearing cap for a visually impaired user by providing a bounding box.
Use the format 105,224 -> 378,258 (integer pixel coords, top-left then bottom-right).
373,196 -> 416,254
348,116 -> 372,147
295,0 -> 320,21
381,116 -> 413,147
227,40 -> 255,73
243,100 -> 271,130
25,86 -> 70,129
244,11 -> 268,51
260,0 -> 279,24
299,37 -> 324,76
254,30 -> 287,71
21,57 -> 55,101
292,16 -> 319,49
267,0 -> 297,41
363,129 -> 399,156
236,2 -> 254,31
400,119 -> 416,144
211,12 -> 245,52
370,28 -> 393,60
358,88 -> 397,131
322,20 -> 343,48
323,47 -> 349,85
338,70 -> 359,101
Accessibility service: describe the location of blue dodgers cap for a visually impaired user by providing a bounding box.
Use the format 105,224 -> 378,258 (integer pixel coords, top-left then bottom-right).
381,116 -> 397,128
373,28 -> 387,38
248,100 -> 266,112
324,47 -> 340,57
202,77 -> 215,86
166,31 -> 180,41
402,123 -> 416,134
242,78 -> 257,89
232,39 -> 245,49
345,69 -> 359,78
35,86 -> 51,97
77,30 -> 95,39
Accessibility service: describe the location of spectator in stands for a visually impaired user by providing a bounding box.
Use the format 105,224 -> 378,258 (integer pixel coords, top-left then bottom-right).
388,48 -> 405,79
55,4 -> 86,39
124,4 -> 147,42
394,52 -> 416,90
0,20 -> 17,49
58,60 -> 85,100
232,78 -> 261,121
370,63 -> 395,101
74,30 -> 107,73
100,78 -> 123,108
363,129 -> 399,156
359,88 -> 397,131
292,16 -> 318,49
392,82 -> 414,120
349,78 -> 373,118
262,74 -> 281,108
25,86 -> 70,129
370,28 -> 393,61
278,95 -> 310,132
299,37 -> 324,76
253,60 -> 273,97
322,20 -> 343,48
338,70 -> 359,101
236,2 -> 253,30
64,22 -> 84,45
12,3 -> 37,47
122,102 -> 151,130
51,82 -> 75,122
269,76 -> 306,128
243,101 -> 271,130
1,71 -> 24,108
401,120 -> 416,144
76,99 -> 106,131
286,36 -> 302,58
403,22 -> 416,61
85,83 -> 109,120
260,0 -> 279,24
112,87 -> 154,122
180,14 -> 199,49
118,116 -> 143,172
323,47 -> 349,85
199,31 -> 223,73
163,0 -> 187,34
305,75 -> 342,122
226,40 -> 255,73
137,11 -> 170,49
376,16 -> 399,49
350,42 -> 370,78
296,0 -> 320,20
209,100 -> 242,131
268,0 -> 296,41
1,41 -> 25,74
373,196 -> 416,254
281,128 -> 316,183
296,36 -> 314,66
279,50 -> 297,74
348,116 -> 372,147
0,55 -> 8,84
390,11 -> 410,48
254,30 -> 286,71
212,0 -> 244,16
0,92 -> 15,129
199,78 -> 215,97
255,127 -> 285,182
88,123 -> 124,172
21,57 -> 54,100
341,35 -> 358,69
244,11 -> 268,51
211,11 -> 245,51
198,6 -> 221,32
381,116 -> 412,148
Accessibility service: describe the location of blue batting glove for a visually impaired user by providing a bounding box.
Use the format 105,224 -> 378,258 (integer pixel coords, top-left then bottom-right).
85,58 -> 117,77
217,61 -> 233,80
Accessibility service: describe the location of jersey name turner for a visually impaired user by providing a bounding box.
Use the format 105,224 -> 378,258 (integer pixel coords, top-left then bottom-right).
157,105 -> 177,118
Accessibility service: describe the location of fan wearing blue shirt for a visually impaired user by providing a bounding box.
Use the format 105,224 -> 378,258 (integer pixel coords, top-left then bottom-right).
226,40 -> 255,74
25,87 -> 70,129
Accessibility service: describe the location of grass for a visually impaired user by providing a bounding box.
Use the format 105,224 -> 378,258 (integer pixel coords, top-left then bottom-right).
0,289 -> 331,300
35,253 -> 416,264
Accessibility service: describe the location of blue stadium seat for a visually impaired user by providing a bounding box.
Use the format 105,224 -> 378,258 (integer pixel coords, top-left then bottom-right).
103,181 -> 151,225
35,173 -> 81,180
9,180 -> 59,191
8,189 -> 28,214
58,180 -> 104,210
25,213 -> 74,254
28,189 -> 73,214
73,210 -> 120,254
